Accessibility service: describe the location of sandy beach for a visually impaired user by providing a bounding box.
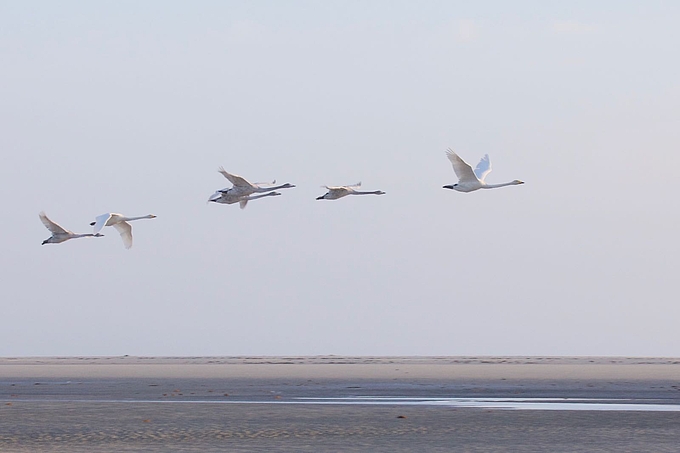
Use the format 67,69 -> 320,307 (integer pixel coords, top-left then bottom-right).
2,356 -> 680,452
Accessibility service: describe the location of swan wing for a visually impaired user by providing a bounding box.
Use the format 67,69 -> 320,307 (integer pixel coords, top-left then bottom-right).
92,213 -> 113,234
324,182 -> 360,190
39,212 -> 69,235
346,182 -> 361,189
218,167 -> 253,188
446,149 -> 479,183
252,179 -> 276,188
474,154 -> 492,182
112,221 -> 133,249
328,187 -> 350,197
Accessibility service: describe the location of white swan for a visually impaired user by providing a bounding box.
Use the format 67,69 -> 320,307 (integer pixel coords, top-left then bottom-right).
208,191 -> 282,209
316,182 -> 386,200
90,213 -> 156,249
443,149 -> 524,192
40,212 -> 103,245
215,167 -> 295,197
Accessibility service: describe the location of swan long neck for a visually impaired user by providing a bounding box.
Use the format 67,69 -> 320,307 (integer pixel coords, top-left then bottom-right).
72,233 -> 96,238
122,215 -> 154,221
352,191 -> 383,195
482,181 -> 522,189
246,192 -> 277,200
256,183 -> 292,192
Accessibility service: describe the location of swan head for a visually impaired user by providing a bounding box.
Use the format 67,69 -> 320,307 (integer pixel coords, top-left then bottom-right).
94,233 -> 104,237
514,180 -> 525,185
281,183 -> 295,189
316,195 -> 327,200
41,239 -> 49,245
148,214 -> 157,219
443,183 -> 471,192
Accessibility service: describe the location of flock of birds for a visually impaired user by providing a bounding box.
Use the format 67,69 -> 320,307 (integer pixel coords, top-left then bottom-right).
40,149 -> 524,248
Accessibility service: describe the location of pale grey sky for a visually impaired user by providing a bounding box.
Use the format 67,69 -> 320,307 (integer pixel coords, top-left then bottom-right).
1,1 -> 679,356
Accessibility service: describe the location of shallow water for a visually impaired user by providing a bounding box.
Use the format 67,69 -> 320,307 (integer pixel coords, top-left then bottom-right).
3,363 -> 680,452
296,396 -> 680,411
5,396 -> 680,411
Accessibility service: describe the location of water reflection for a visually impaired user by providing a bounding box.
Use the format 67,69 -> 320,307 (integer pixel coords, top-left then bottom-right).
295,397 -> 680,412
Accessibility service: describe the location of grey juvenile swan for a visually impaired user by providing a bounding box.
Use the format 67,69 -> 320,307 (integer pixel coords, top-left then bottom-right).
215,167 -> 295,197
208,191 -> 282,209
40,212 -> 103,245
316,182 -> 386,200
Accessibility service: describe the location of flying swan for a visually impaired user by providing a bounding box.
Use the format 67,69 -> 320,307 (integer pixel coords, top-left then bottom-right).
316,182 -> 386,200
208,191 -> 282,209
207,167 -> 295,209
90,213 -> 157,249
443,149 -> 524,192
215,167 -> 295,195
40,212 -> 103,245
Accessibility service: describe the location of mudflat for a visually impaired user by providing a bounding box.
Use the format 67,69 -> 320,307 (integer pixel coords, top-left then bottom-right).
1,357 -> 680,452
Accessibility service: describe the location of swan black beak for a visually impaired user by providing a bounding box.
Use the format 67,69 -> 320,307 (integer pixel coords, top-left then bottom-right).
316,196 -> 325,200
442,185 -> 454,190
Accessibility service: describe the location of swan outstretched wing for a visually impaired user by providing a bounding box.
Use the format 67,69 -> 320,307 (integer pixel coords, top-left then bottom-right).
218,167 -> 253,188
474,154 -> 492,182
328,187 -> 351,197
92,213 -> 113,234
446,149 -> 478,183
39,212 -> 69,235
113,221 -> 133,249
253,179 -> 276,188
323,182 -> 360,191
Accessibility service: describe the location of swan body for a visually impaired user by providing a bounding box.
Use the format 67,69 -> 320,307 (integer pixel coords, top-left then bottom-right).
316,182 -> 386,200
39,212 -> 103,245
208,191 -> 282,209
90,213 -> 156,249
216,167 -> 295,197
443,149 -> 524,192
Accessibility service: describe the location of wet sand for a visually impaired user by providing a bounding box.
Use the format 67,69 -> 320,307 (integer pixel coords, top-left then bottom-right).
2,356 -> 680,452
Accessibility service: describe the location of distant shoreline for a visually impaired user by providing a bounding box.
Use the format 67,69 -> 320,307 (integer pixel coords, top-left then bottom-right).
2,356 -> 679,380
3,355 -> 680,363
